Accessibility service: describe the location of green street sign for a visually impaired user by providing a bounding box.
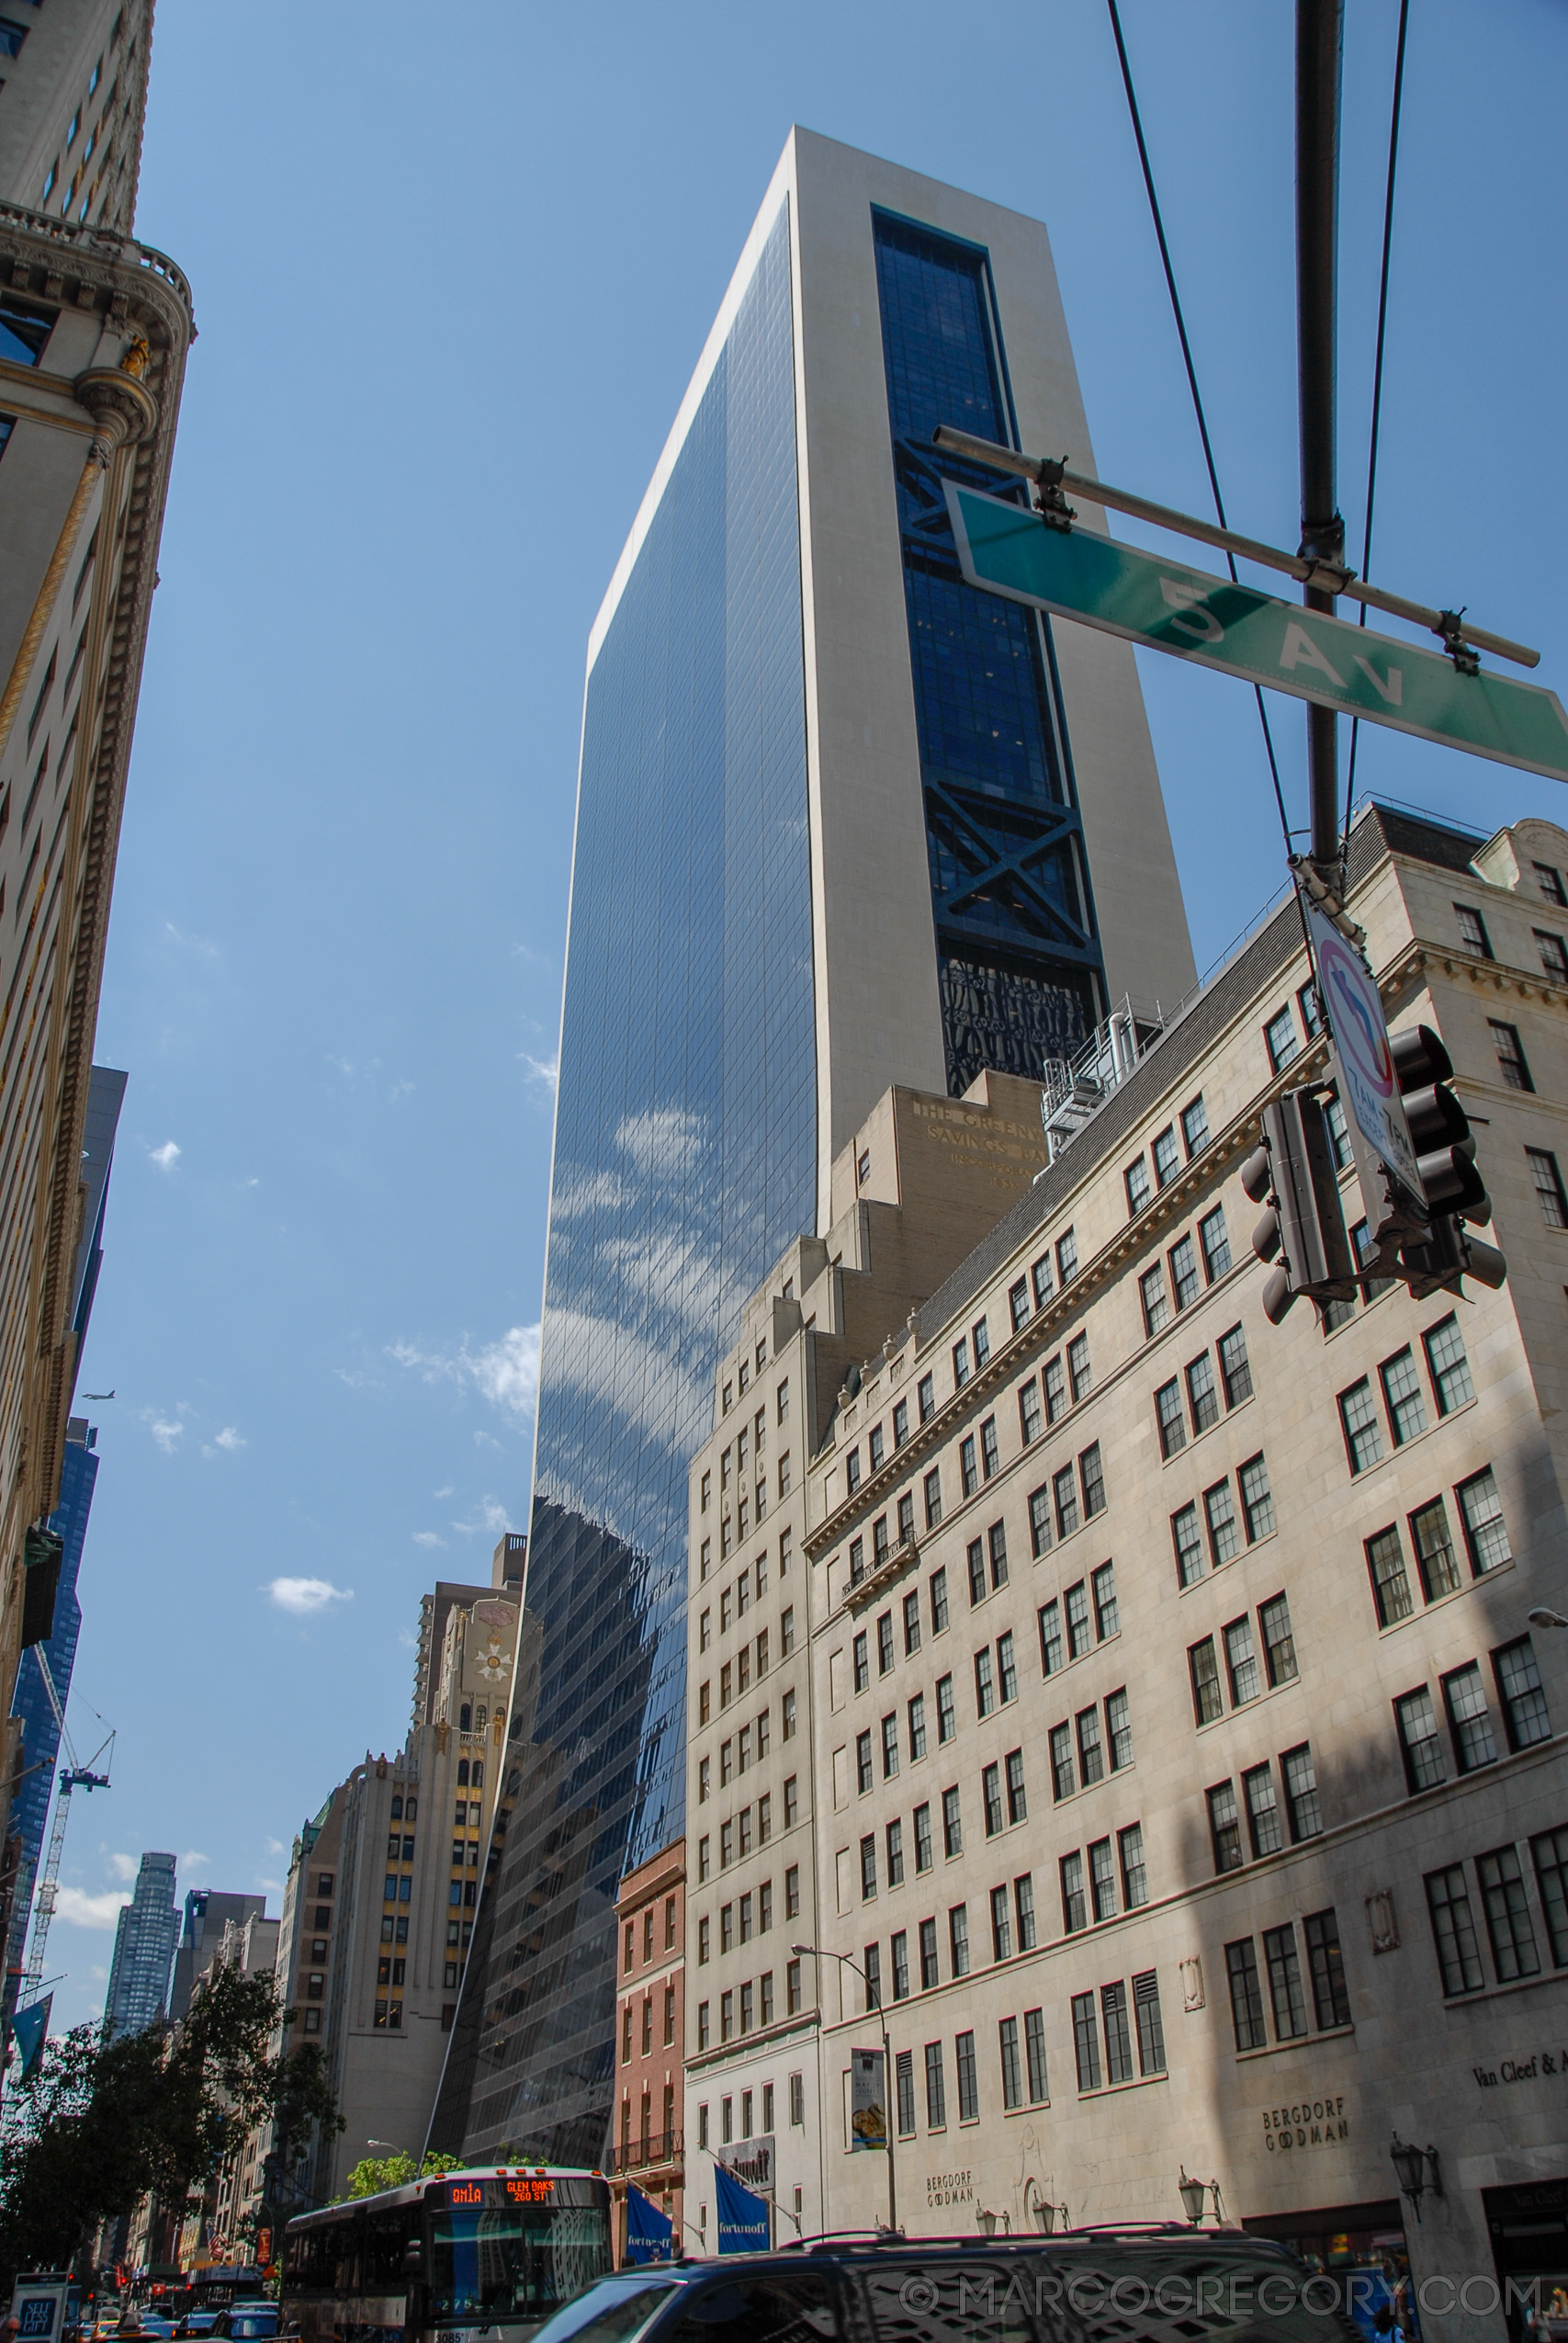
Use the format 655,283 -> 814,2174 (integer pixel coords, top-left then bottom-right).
946,481 -> 1568,785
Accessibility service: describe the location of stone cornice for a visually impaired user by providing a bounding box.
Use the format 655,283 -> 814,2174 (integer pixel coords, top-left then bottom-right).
0,200 -> 194,346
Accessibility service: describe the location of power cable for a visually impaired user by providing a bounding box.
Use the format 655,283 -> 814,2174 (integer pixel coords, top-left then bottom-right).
1344,0 -> 1411,840
1105,0 -> 1293,856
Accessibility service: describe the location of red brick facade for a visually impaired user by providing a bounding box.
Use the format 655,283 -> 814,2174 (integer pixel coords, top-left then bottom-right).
608,1838 -> 684,2262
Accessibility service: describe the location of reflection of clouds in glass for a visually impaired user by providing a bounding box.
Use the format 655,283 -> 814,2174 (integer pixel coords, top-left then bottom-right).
615,1105 -> 706,1181
540,1306 -> 705,1454
602,1228 -> 722,1341
549,1168 -> 627,1223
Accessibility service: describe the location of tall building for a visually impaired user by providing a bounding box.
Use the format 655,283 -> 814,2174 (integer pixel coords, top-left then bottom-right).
683,802 -> 1568,2324
105,1848 -> 177,2038
436,129 -> 1194,2166
0,0 -> 190,1985
168,1887 -> 269,2025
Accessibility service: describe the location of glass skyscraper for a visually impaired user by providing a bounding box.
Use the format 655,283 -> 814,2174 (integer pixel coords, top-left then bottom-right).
434,131 -> 1193,2166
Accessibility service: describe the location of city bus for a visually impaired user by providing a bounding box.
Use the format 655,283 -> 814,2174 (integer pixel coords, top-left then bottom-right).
281,2168 -> 614,2343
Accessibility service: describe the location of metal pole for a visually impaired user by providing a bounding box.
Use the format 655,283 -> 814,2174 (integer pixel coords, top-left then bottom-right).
795,1944 -> 897,2235
1297,0 -> 1346,878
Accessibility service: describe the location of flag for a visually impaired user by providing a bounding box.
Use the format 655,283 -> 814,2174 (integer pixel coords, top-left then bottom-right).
624,2184 -> 672,2264
12,1995 -> 51,2077
714,2160 -> 769,2254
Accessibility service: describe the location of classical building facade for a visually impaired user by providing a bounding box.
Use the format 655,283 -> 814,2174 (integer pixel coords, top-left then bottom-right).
607,1840 -> 686,2258
440,128 -> 1197,2168
682,802 -> 1568,2341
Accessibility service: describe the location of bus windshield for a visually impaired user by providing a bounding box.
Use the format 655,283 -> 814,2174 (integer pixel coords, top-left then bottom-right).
429,2205 -> 614,2320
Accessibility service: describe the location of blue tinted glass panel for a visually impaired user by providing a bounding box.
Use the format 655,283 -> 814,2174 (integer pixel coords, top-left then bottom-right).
434,206 -> 813,2166
7,1435 -> 96,1961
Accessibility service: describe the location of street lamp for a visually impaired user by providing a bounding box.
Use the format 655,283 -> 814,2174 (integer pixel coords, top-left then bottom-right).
793,1943 -> 898,2236
1179,2169 -> 1224,2225
1529,1609 -> 1568,1630
1025,2181 -> 1068,2235
1390,2134 -> 1443,2223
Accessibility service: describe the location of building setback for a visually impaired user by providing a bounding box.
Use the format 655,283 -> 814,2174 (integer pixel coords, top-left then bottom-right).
680,802 -> 1568,2341
439,124 -> 1194,2171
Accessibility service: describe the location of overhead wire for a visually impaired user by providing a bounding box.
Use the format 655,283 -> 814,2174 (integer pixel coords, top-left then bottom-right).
1344,0 -> 1412,842
1104,0 -> 1293,857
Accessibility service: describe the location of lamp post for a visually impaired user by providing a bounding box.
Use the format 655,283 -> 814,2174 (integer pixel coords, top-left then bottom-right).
793,1943 -> 897,2235
1179,2169 -> 1225,2226
1390,2134 -> 1443,2223
1025,2181 -> 1068,2235
1529,1609 -> 1568,1631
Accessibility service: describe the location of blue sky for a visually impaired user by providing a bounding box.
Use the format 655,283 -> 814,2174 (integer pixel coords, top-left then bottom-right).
46,0 -> 1566,2024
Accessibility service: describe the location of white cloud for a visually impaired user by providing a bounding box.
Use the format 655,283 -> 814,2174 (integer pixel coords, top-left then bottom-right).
265,1838 -> 286,1857
108,1852 -> 138,1883
164,922 -> 218,958
180,1850 -> 210,1875
390,1323 -> 541,1422
265,1576 -> 353,1615
522,1052 -> 559,1092
412,1530 -> 446,1550
433,1485 -> 454,1500
149,1140 -> 181,1172
149,1416 -> 185,1453
451,1497 -> 508,1539
55,1886 -> 130,1929
213,1426 -> 245,1452
398,1627 -> 419,1649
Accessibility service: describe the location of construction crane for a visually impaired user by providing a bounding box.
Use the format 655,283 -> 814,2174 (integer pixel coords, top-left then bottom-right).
17,1650 -> 112,2007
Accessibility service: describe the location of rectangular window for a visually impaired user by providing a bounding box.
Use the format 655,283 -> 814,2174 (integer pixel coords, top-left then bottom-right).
1427,1862 -> 1484,1994
1536,930 -> 1568,984
1208,1780 -> 1243,1873
892,1931 -> 909,1999
953,1337 -> 970,1390
1019,1377 -> 1043,1445
1065,1580 -> 1091,1659
973,1317 -> 990,1369
950,1902 -> 970,1978
1060,1850 -> 1087,1933
961,1436 -> 979,1499
922,1466 -> 942,1532
1529,1147 -> 1568,1228
1140,1262 -> 1169,1338
914,1805 -> 932,1874
955,2029 -> 978,2122
982,1763 -> 1003,1837
1032,1254 -> 1055,1310
893,1397 -> 909,1450
1010,1275 -> 1031,1331
919,1372 -> 936,1424
1303,1909 -> 1351,2028
878,1613 -> 895,1675
1152,1126 -> 1180,1188
1132,1970 -> 1166,2074
857,1733 -> 874,1794
1456,903 -> 1493,956
1494,1636 -> 1552,1750
1169,1235 -> 1200,1310
1055,1465 -> 1079,1541
1266,1006 -> 1300,1071
942,1783 -> 962,1856
1125,1156 -> 1152,1215
1072,1990 -> 1101,2090
896,2049 -> 915,2137
1089,1837 -> 1116,1922
1477,1845 -> 1540,1982
1068,1333 -> 1091,1402
1172,1503 -> 1203,1589
1339,1379 -> 1383,1475
988,1521 -> 1010,1590
1241,1760 -> 1281,1858
1443,1659 -> 1498,1773
990,1882 -> 1012,1961
863,1943 -> 882,2010
1239,1454 -> 1274,1542
903,1589 -> 922,1658
920,1919 -> 940,1991
1396,1685 -> 1446,1792
1530,1828 -> 1568,1967
924,2042 -> 946,2129
1263,1922 -> 1308,2040
1259,1592 -> 1297,1685
1458,1468 -> 1511,1574
1367,1525 -> 1415,1626
1537,861 -> 1568,905
1107,1689 -> 1134,1771
882,1712 -> 900,1778
1015,1873 -> 1037,1950
1156,1377 -> 1185,1458
1049,1722 -> 1076,1803
1199,1205 -> 1232,1283
853,1634 -> 869,1694
1190,1637 -> 1224,1726
1118,1820 -> 1147,1909
1183,1096 -> 1211,1154
937,1675 -> 956,1745
1490,1020 -> 1534,1090
1044,1353 -> 1066,1423
860,1835 -> 877,1900
1381,1348 -> 1427,1446
1204,1480 -> 1240,1565
1423,1315 -> 1473,1415
886,1818 -> 904,1887
1324,1092 -> 1353,1172
975,1647 -> 996,1719
980,1416 -> 1000,1479
1080,1443 -> 1106,1521
1218,1326 -> 1253,1412
1225,1938 -> 1268,2049
1056,1228 -> 1078,1285
1187,1351 -> 1219,1436
1411,1498 -> 1461,1601
1101,1979 -> 1134,2084
1028,1485 -> 1054,1563
1038,1600 -> 1062,1678
1077,1705 -> 1105,1788
1024,2006 -> 1048,2100
930,1568 -> 949,1636
1281,1744 -> 1322,1840
1088,1564 -> 1117,1645
897,1491 -> 914,1546
967,1538 -> 986,1606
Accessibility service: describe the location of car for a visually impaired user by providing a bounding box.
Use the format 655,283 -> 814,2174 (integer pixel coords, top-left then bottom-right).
173,2317 -> 220,2338
209,2312 -> 278,2342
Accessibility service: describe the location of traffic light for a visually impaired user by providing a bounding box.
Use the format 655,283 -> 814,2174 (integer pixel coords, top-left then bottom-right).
1388,1024 -> 1507,1297
1241,1090 -> 1357,1323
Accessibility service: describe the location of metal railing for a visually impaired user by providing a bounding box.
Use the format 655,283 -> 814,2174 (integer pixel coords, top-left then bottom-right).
604,2132 -> 682,2176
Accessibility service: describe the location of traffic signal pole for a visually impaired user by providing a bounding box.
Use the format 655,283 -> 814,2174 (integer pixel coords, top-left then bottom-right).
1295,0 -> 1346,884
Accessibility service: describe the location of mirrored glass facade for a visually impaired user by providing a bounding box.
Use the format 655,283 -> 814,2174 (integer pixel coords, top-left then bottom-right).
433,206 -> 815,2165
873,209 -> 1106,1092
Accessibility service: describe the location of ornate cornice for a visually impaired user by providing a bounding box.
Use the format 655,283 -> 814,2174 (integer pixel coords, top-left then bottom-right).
0,199 -> 194,347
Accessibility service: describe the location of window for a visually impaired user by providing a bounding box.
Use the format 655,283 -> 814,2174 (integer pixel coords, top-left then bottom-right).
1056,1228 -> 1078,1285
997,1629 -> 1018,1703
860,1835 -> 877,1900
954,2028 -> 979,2121
1044,1353 -> 1066,1423
1530,1829 -> 1568,1967
914,1805 -> 932,1874
961,1436 -> 979,1499
937,1675 -> 956,1744
1263,1923 -> 1308,2040
1456,903 -> 1494,956
1134,1970 -> 1166,2073
990,1883 -> 1011,1961
1381,1348 -> 1427,1445
1156,1378 -> 1185,1459
1032,1253 -> 1054,1309
886,1818 -> 904,1885
1224,1617 -> 1258,1705
1266,1005 -> 1300,1072
1067,1334 -> 1091,1405
908,1690 -> 927,1760
1219,1324 -> 1252,1409
869,1424 -> 886,1472
1172,1504 -> 1203,1589
1325,1092 -> 1353,1172
1239,1454 -> 1274,1542
1072,1990 -> 1101,2089
1009,1275 -> 1031,1330
0,20 -> 30,60
783,1688 -> 796,1740
1199,1205 -> 1232,1283
1494,1636 -> 1551,1750
1458,1469 -> 1511,1573
857,1733 -> 874,1794
1019,1377 -> 1043,1445
1204,1480 -> 1239,1566
1259,1593 -> 1296,1685
1169,1235 -> 1199,1311
1107,1689 -> 1133,1771
1152,1126 -> 1180,1188
1187,1352 -> 1219,1436
972,1317 -> 990,1369
1477,1845 -> 1540,1982
1065,1580 -> 1091,1660
1536,930 -> 1568,984
864,1943 -> 882,2009
923,1466 -> 942,1530
919,1371 -> 935,1424
1537,861 -> 1568,905
1049,1723 -> 1075,1803
1112,1823 -> 1146,1911
892,1930 -> 910,1999
1225,1938 -> 1268,2049
1101,1980 -> 1134,2082
1140,1263 -> 1169,1338
1302,1909 -> 1350,2029
967,1538 -> 986,1605
1024,2006 -> 1048,2100
1489,1020 -> 1534,1091
786,1864 -> 800,1917
1183,1096 -> 1211,1155
980,1417 -> 999,1479
920,1919 -> 940,1991
882,1713 -> 899,1778
896,2049 -> 916,2136
853,1634 -> 869,1694
1190,1638 -> 1224,1726
924,2040 -> 946,2127
1078,1707 -> 1107,1787
950,1903 -> 971,1977
1060,1851 -> 1087,1933
1089,1838 -> 1115,1921
1038,1599 -> 1062,1677
1080,1443 -> 1106,1521
1529,1148 -> 1568,1228
1281,1744 -> 1322,1840
1055,1465 -> 1079,1541
953,1338 -> 970,1390
786,1957 -> 802,2014
1396,1686 -> 1445,1792
1243,1762 -> 1282,1858
1339,1379 -> 1383,1475
878,1613 -> 896,1674
975,1647 -> 996,1719
1015,1873 -> 1037,1949
902,1589 -> 921,1658
1090,1561 -> 1118,1640
1125,1156 -> 1151,1215
1208,1781 -> 1243,1873
1426,1860 -> 1484,1996
1410,1498 -> 1461,1602
942,1783 -> 962,1857
846,1450 -> 862,1495
983,1763 -> 1003,1836
1423,1316 -> 1473,1415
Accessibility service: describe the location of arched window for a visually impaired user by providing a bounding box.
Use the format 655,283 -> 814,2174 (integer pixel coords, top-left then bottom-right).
457,1759 -> 469,1786
459,1703 -> 472,1733
470,1760 -> 483,1789
389,1794 -> 402,1819
475,1703 -> 488,1732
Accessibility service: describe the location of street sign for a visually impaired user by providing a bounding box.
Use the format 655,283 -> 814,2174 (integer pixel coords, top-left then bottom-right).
945,482 -> 1568,784
1303,902 -> 1423,1205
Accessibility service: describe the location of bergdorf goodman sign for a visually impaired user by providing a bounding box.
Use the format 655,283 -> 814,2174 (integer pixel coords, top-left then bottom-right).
927,2168 -> 974,2210
1263,2097 -> 1350,2154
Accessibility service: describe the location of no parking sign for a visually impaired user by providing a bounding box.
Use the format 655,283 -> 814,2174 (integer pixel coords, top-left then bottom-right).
1303,903 -> 1423,1202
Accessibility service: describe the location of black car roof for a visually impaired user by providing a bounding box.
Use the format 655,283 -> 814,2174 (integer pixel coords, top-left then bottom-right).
668,2231 -> 1303,2271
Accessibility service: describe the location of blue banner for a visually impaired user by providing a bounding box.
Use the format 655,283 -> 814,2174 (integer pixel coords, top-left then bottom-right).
624,2183 -> 672,2264
12,1995 -> 51,2078
714,2160 -> 769,2254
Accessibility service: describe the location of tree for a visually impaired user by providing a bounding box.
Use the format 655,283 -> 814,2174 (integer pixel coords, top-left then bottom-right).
344,2151 -> 453,2201
0,1966 -> 342,2290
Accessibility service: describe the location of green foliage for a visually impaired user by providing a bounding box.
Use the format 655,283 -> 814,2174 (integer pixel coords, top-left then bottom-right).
0,1965 -> 344,2291
344,2150 -> 453,2201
